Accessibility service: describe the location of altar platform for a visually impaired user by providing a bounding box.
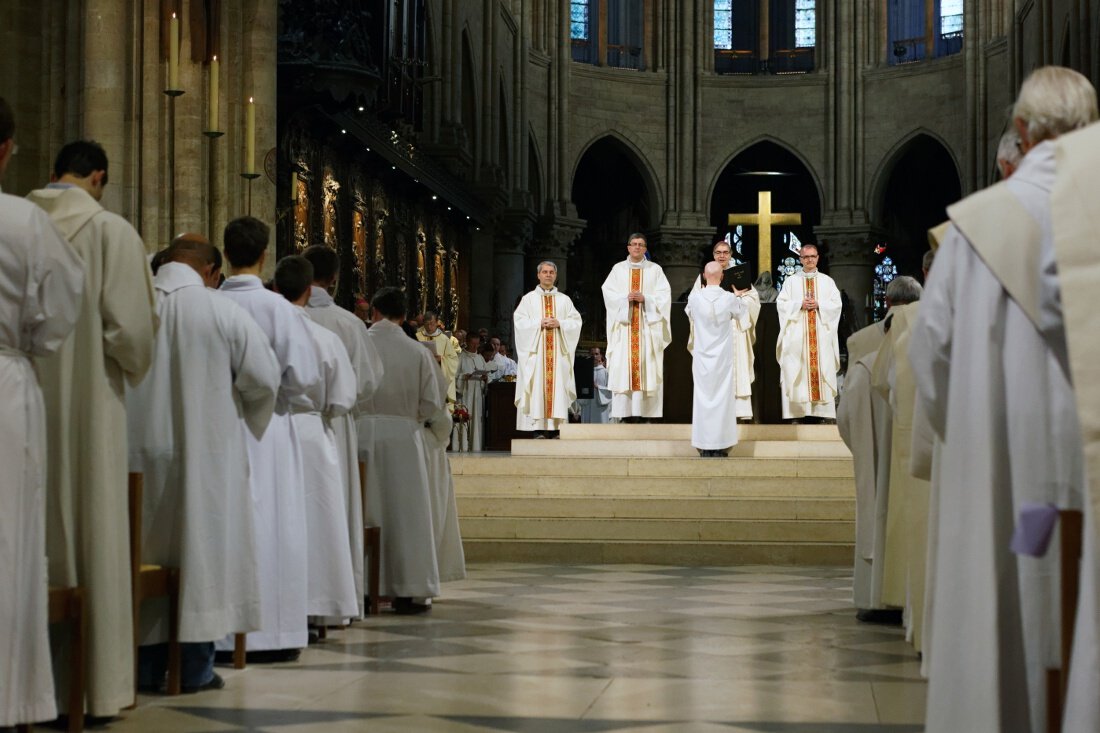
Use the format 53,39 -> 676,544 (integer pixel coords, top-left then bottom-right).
451,423 -> 855,566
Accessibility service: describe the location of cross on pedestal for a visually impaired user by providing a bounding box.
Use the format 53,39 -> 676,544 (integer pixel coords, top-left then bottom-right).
727,191 -> 802,277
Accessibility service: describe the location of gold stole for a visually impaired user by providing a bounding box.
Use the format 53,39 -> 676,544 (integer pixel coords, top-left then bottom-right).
805,276 -> 822,402
629,267 -> 643,392
542,293 -> 556,417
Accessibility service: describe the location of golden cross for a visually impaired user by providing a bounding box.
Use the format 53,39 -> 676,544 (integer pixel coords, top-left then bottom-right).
727,191 -> 802,277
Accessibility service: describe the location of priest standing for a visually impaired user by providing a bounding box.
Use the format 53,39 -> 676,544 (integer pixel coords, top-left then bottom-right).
514,261 -> 582,437
303,245 -> 383,617
690,237 -> 761,419
775,243 -> 842,421
601,234 -> 671,421
215,217 -> 321,661
909,66 -> 1097,733
417,310 -> 459,409
128,238 -> 280,693
0,98 -> 85,729
454,332 -> 497,450
687,262 -> 751,457
27,140 -> 157,717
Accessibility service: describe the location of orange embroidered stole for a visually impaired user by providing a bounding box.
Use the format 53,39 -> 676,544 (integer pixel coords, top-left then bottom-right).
629,267 -> 643,392
805,276 -> 822,402
542,293 -> 556,417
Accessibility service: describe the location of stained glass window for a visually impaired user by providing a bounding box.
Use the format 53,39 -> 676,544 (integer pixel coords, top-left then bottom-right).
872,255 -> 898,321
940,0 -> 964,35
794,0 -> 816,48
776,257 -> 803,290
731,224 -> 745,264
571,0 -> 590,40
714,0 -> 733,50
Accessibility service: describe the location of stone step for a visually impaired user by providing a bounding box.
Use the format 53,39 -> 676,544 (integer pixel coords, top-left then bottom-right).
461,539 -> 853,566
453,474 -> 855,498
511,438 -> 851,458
458,495 -> 854,521
559,423 -> 842,441
449,454 -> 854,479
459,516 -> 853,543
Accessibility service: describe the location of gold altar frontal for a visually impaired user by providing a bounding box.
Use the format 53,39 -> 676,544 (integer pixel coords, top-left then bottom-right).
451,422 -> 854,565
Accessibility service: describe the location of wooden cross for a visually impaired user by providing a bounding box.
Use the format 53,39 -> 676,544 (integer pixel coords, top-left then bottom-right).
727,191 -> 802,276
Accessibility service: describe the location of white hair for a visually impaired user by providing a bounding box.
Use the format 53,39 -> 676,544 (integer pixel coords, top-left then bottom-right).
886,275 -> 923,305
536,260 -> 557,275
1013,66 -> 1099,145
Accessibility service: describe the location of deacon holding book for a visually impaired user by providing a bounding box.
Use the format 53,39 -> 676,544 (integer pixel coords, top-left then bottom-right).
687,261 -> 752,456
514,261 -> 582,438
689,236 -> 761,419
601,233 -> 672,421
775,243 -> 842,421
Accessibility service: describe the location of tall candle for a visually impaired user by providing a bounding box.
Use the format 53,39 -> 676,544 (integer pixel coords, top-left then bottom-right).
245,97 -> 256,174
207,55 -> 219,130
169,13 -> 180,90
290,171 -> 298,203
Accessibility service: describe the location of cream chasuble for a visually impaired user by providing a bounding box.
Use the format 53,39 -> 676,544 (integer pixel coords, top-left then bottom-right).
514,287 -> 582,430
601,260 -> 671,418
776,270 -> 842,419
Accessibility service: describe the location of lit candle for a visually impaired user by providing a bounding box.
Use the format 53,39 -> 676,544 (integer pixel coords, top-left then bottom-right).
245,97 -> 256,174
169,13 -> 179,90
290,171 -> 298,203
207,55 -> 219,130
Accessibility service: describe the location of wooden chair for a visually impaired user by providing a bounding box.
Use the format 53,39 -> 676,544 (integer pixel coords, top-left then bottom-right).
128,472 -> 181,697
360,460 -> 381,615
16,586 -> 86,733
232,633 -> 246,669
1046,509 -> 1084,733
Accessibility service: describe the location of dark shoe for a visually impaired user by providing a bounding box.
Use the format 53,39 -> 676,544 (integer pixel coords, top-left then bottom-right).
182,672 -> 226,694
136,680 -> 165,695
533,433 -> 547,439
246,648 -> 301,664
393,597 -> 432,615
856,608 -> 903,625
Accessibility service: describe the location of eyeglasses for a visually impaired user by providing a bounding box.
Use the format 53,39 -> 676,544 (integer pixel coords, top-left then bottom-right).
799,255 -> 818,260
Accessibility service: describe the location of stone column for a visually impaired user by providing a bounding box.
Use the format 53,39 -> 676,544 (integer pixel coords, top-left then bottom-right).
469,228 -> 496,330
493,208 -> 535,344
816,226 -> 884,330
529,209 -> 585,291
651,224 -> 715,299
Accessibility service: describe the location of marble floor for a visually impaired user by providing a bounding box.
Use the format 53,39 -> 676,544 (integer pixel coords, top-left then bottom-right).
111,564 -> 926,732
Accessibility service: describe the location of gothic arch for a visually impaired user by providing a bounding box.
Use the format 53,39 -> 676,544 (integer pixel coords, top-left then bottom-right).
868,128 -> 961,222
460,28 -> 479,155
704,134 -> 825,217
571,130 -> 664,218
528,129 -> 544,216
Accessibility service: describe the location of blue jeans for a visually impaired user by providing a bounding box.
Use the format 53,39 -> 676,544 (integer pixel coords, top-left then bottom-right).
138,642 -> 215,689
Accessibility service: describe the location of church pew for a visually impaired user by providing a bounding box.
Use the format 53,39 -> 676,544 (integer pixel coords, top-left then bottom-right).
129,472 -> 181,697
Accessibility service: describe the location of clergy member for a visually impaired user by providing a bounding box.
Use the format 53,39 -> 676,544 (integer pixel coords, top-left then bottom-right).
303,245 -> 383,616
359,287 -> 447,614
515,261 -> 583,437
690,237 -> 762,419
28,139 -> 157,717
687,261 -> 751,457
454,332 -> 497,450
215,217 -> 321,662
0,97 -> 85,729
579,347 -> 612,424
601,233 -> 671,421
417,310 -> 459,408
909,66 -> 1096,733
775,243 -> 842,421
128,237 -> 280,694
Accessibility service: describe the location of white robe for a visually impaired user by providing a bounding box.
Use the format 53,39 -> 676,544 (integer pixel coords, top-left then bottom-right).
307,286 -> 383,617
579,365 -> 612,423
489,353 -> 518,381
837,323 -> 892,610
26,185 -> 157,717
910,142 -> 1084,733
686,286 -> 748,450
0,191 -> 83,727
690,269 -> 761,418
514,287 -> 582,431
776,270 -> 842,419
292,317 -> 359,618
422,370 -> 467,584
215,275 -> 321,652
602,260 -> 671,418
126,263 -> 280,644
454,351 -> 496,450
357,319 -> 445,598
417,327 -> 459,405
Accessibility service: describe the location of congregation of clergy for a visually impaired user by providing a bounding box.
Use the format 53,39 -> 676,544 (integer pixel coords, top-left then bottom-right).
4,61 -> 1100,733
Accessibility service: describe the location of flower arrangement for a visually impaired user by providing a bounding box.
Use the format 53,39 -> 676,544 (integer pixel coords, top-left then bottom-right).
452,403 -> 470,424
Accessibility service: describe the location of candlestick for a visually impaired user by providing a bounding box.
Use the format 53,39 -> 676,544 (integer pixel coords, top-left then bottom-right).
245,97 -> 256,175
290,171 -> 298,204
207,55 -> 219,132
168,13 -> 180,92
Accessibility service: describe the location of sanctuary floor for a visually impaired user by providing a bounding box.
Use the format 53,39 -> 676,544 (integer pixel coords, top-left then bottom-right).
112,564 -> 926,732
